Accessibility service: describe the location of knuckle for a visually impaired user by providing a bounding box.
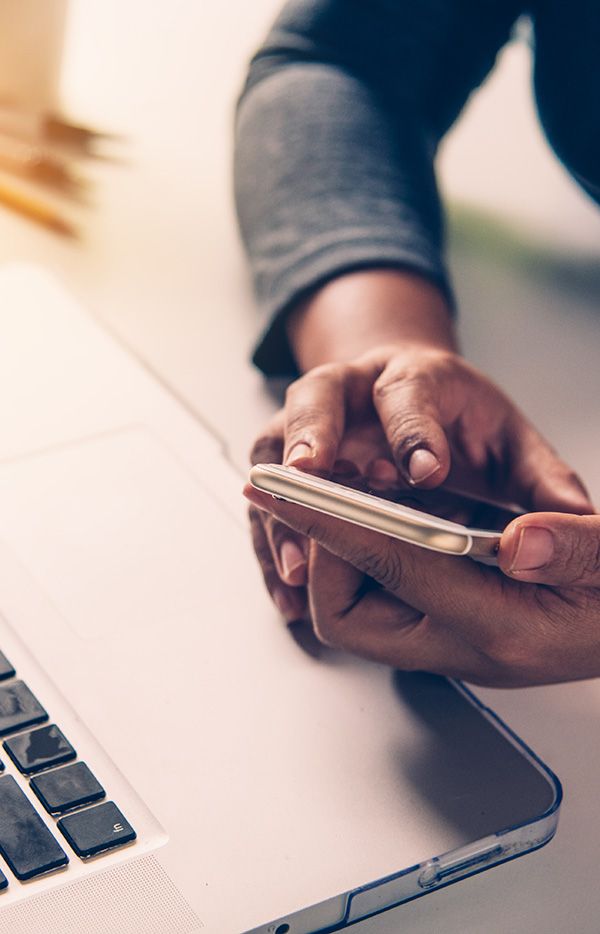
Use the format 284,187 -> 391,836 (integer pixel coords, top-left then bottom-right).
308,361 -> 347,386
556,533 -> 580,574
285,362 -> 345,402
372,371 -> 400,406
312,613 -> 345,649
477,624 -> 537,678
302,519 -> 324,545
359,542 -> 404,593
373,348 -> 453,395
285,406 -> 326,437
570,530 -> 600,583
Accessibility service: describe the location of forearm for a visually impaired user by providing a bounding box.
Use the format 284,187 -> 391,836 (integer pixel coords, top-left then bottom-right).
235,60 -> 449,378
286,268 -> 458,372
235,2 -> 514,378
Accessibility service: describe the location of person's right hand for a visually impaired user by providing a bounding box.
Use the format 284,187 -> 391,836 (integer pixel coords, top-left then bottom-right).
249,343 -> 593,623
243,483 -> 600,686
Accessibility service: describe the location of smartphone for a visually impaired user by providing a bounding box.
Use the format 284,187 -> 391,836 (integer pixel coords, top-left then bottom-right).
249,463 -> 523,564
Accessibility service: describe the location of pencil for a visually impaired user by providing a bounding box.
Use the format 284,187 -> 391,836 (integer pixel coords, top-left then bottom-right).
0,179 -> 76,236
0,106 -> 121,152
0,133 -> 86,192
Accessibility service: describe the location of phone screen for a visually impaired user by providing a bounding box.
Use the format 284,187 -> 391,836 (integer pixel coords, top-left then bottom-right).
337,475 -> 521,534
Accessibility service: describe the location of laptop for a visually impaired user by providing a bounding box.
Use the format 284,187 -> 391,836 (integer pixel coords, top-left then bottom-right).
0,265 -> 560,934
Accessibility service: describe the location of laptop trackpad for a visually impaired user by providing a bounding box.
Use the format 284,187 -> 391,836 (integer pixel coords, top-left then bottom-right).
0,428 -> 237,639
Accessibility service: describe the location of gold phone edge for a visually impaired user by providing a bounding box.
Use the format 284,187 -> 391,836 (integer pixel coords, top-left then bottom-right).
250,465 -> 500,562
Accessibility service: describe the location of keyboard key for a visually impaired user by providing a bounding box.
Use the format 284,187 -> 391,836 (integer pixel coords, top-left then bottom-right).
4,725 -> 76,775
0,652 -> 15,682
0,775 -> 68,879
58,802 -> 136,858
0,681 -> 48,737
0,868 -> 6,890
31,762 -> 105,816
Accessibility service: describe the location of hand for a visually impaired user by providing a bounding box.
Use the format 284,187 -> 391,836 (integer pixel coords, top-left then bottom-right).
249,343 -> 592,623
499,511 -> 600,586
280,343 -> 591,510
244,486 -> 600,687
249,412 -> 402,624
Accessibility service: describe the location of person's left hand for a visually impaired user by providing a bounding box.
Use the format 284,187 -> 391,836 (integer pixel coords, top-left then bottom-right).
243,484 -> 600,687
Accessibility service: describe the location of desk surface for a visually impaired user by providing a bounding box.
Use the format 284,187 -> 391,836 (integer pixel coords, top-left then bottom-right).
1,3 -> 600,931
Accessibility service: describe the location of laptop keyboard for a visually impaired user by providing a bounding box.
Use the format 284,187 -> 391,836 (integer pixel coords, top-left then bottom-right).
0,649 -> 136,888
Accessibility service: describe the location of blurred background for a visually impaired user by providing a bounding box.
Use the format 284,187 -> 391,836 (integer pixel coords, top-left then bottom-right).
0,0 -> 597,492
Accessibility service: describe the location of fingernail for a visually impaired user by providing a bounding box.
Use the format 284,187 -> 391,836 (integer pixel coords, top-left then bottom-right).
367,458 -> 398,483
272,586 -> 295,618
280,540 -> 307,581
408,449 -> 441,484
286,442 -> 313,466
510,526 -> 554,572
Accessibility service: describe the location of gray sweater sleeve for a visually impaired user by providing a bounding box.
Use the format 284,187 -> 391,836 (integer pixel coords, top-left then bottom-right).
234,0 -> 522,376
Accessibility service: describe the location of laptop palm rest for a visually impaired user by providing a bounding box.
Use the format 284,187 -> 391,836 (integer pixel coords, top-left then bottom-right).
0,426 -> 557,932
0,427 -> 234,640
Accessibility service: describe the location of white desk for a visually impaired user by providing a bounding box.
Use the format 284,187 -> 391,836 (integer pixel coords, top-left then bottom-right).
1,3 -> 600,931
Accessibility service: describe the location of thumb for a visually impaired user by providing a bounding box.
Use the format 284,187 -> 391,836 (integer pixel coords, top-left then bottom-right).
498,512 -> 600,586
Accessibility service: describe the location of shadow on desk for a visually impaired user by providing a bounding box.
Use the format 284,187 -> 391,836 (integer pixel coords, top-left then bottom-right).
390,671 -> 556,842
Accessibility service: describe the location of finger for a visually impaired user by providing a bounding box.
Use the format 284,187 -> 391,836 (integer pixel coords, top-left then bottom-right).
365,458 -> 400,490
283,363 -> 373,474
243,484 -> 501,626
250,415 -> 309,587
307,543 -> 479,676
263,512 -> 308,587
282,364 -> 346,473
248,507 -> 307,621
372,361 -> 451,488
250,410 -> 285,466
499,512 -> 600,586
506,419 -> 593,514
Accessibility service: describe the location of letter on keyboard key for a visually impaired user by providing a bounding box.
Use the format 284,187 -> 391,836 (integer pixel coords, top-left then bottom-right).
58,801 -> 136,858
31,761 -> 105,815
0,776 -> 68,879
0,681 -> 48,736
0,652 -> 15,682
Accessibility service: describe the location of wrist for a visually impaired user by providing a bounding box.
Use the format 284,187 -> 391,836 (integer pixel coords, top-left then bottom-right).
286,269 -> 458,372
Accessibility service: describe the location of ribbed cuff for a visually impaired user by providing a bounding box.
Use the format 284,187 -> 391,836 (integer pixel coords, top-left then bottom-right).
251,239 -> 454,378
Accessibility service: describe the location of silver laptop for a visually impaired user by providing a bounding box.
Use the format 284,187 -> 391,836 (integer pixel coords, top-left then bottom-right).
0,265 -> 560,934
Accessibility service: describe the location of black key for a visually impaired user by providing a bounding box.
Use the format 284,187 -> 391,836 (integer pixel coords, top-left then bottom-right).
0,868 -> 6,890
31,762 -> 105,816
0,681 -> 48,737
0,760 -> 3,773
0,652 -> 15,682
0,775 -> 68,879
3,725 -> 76,775
58,802 -> 136,858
